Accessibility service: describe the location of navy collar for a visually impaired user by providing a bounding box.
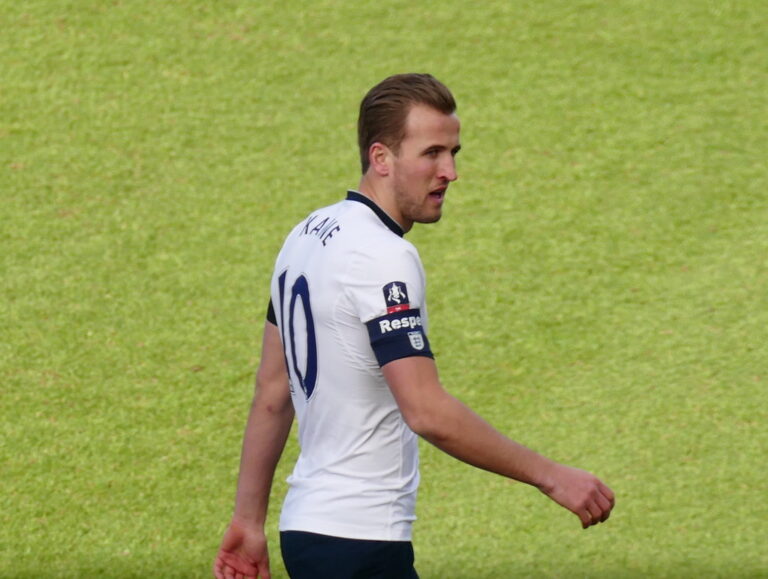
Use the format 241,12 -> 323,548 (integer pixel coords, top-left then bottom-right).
346,191 -> 404,237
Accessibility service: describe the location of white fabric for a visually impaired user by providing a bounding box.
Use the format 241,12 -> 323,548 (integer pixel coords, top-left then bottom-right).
272,194 -> 429,541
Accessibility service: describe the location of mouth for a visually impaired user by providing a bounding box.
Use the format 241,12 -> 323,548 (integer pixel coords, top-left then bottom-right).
429,187 -> 447,203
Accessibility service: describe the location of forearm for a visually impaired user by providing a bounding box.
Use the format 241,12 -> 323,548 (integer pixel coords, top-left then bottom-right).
228,321 -> 295,526
417,392 -> 556,489
384,357 -> 556,489
232,392 -> 294,525
384,356 -> 615,527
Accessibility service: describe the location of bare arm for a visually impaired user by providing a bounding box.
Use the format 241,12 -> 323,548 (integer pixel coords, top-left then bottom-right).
213,321 -> 295,579
382,356 -> 614,529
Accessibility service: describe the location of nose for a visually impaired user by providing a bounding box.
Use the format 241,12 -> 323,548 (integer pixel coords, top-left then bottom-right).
440,156 -> 458,182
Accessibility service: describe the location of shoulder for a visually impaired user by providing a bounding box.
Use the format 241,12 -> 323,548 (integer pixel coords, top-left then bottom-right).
351,232 -> 424,278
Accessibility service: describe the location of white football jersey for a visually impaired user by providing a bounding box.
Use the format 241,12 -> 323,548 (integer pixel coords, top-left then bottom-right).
271,191 -> 433,541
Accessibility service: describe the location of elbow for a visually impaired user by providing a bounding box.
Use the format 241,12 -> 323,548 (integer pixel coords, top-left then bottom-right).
253,374 -> 293,417
398,388 -> 462,447
403,409 -> 452,445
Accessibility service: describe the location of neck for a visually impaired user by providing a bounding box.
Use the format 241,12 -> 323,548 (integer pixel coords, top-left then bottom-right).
356,174 -> 412,233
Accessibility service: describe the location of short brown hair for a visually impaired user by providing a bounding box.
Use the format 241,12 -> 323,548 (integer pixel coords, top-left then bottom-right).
357,73 -> 456,174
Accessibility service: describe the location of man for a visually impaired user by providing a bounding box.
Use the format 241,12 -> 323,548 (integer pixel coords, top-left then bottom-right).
213,73 -> 614,579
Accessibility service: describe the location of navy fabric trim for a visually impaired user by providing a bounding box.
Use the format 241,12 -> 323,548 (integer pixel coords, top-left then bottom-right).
346,191 -> 404,237
266,299 -> 277,325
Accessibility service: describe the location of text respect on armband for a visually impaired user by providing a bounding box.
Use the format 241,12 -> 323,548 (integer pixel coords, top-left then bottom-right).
379,314 -> 422,333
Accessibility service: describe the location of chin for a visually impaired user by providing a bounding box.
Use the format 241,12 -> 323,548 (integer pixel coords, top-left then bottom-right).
415,213 -> 442,225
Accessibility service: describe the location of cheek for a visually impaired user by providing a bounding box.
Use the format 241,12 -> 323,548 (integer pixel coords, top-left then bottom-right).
407,160 -> 436,180
394,158 -> 435,185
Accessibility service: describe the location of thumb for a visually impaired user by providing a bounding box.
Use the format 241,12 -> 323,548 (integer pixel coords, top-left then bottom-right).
256,557 -> 271,579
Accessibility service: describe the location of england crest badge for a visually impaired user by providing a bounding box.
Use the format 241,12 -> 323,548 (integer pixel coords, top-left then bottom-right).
407,331 -> 425,351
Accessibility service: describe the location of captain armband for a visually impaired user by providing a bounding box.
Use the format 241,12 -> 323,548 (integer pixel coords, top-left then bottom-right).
365,308 -> 433,367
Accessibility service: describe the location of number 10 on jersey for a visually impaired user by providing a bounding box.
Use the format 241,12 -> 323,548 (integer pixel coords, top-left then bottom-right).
277,271 -> 318,400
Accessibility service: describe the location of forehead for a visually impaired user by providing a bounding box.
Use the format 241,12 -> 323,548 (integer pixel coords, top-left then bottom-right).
402,104 -> 461,145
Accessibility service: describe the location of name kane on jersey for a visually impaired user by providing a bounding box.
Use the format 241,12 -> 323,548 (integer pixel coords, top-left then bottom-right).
301,214 -> 341,246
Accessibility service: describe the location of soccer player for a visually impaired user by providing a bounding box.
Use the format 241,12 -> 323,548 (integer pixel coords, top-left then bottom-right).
213,73 -> 615,579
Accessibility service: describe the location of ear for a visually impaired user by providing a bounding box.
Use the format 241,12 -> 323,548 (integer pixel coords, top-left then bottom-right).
368,142 -> 392,177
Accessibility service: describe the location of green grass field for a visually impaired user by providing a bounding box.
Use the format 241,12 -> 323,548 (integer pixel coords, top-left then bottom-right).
2,1 -> 767,577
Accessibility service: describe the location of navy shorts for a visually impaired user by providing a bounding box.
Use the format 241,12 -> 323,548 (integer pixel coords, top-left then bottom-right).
280,531 -> 419,579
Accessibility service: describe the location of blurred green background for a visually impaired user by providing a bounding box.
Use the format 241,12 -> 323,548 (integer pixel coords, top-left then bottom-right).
2,1 -> 766,577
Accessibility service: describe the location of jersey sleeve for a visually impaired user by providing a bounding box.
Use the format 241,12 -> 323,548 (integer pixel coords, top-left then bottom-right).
266,299 -> 277,325
346,242 -> 433,367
